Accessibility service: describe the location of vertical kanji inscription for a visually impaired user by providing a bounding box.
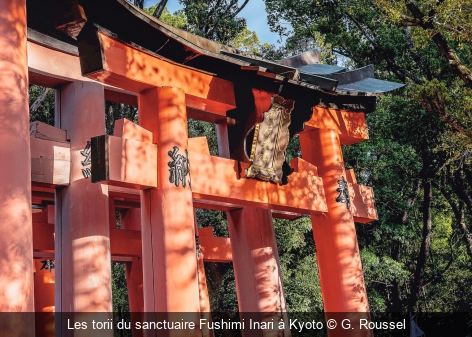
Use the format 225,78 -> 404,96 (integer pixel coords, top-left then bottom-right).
168,146 -> 191,188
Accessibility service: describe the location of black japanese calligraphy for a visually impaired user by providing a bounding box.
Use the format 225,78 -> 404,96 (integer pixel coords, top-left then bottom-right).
335,176 -> 351,209
168,146 -> 191,188
195,235 -> 202,258
40,259 -> 55,272
80,141 -> 92,179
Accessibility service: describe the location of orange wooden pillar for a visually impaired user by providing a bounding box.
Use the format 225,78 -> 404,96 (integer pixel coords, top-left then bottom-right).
139,86 -> 200,337
194,216 -> 213,337
120,208 -> 144,337
0,0 -> 35,334
196,253 -> 213,337
34,259 -> 55,337
125,257 -> 144,337
32,208 -> 55,337
227,207 -> 291,337
55,81 -> 113,335
299,128 -> 371,337
215,123 -> 230,158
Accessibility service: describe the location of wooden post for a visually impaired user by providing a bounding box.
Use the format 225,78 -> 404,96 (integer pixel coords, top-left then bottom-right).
196,253 -> 213,337
55,81 -> 113,335
34,259 -> 55,337
0,0 -> 35,334
227,207 -> 291,337
217,114 -> 290,336
299,128 -> 372,337
194,216 -> 213,337
32,208 -> 55,337
215,122 -> 230,159
124,257 -> 144,337
139,86 -> 200,337
120,208 -> 144,337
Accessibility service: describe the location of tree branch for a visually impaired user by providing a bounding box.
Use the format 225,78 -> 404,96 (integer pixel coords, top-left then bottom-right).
404,0 -> 472,89
152,0 -> 168,19
421,98 -> 472,138
458,206 -> 472,259
435,178 -> 472,260
402,179 -> 423,223
398,14 -> 421,27
30,87 -> 51,114
399,16 -> 465,36
205,0 -> 226,36
345,12 -> 423,84
233,0 -> 250,17
133,0 -> 144,9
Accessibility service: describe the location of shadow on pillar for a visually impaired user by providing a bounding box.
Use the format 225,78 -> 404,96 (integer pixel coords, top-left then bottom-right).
227,206 -> 291,337
300,128 -> 372,337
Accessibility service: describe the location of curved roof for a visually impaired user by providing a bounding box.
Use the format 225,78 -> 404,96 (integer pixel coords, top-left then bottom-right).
54,0 -> 403,97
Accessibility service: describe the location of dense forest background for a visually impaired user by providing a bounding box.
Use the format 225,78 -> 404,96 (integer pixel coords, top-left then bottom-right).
30,0 -> 472,329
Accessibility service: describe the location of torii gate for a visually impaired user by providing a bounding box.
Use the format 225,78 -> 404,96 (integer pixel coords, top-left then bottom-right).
0,0 -> 403,336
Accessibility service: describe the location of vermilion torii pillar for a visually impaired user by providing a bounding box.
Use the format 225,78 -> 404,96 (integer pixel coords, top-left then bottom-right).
218,115 -> 291,337
55,81 -> 113,336
120,208 -> 145,337
33,258 -> 55,337
0,0 -> 35,335
139,86 -> 201,336
227,207 -> 291,337
300,107 -> 374,337
194,220 -> 214,337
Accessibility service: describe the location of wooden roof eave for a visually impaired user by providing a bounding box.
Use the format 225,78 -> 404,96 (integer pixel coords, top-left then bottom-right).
78,23 -> 218,78
76,23 -> 237,114
71,0 -> 403,101
220,50 -> 340,92
74,0 -> 338,93
77,0 -> 250,71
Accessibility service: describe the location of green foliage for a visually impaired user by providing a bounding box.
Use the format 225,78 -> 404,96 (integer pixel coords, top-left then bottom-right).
145,4 -> 263,57
29,85 -> 55,125
188,119 -> 219,155
274,217 -> 324,312
345,95 -> 472,312
227,27 -> 261,54
105,101 -> 138,135
375,0 -> 472,46
257,43 -> 284,60
143,6 -> 188,29
178,0 -> 248,44
361,250 -> 410,312
264,0 -> 472,138
112,263 -> 130,312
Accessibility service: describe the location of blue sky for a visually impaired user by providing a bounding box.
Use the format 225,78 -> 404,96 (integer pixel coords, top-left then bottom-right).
143,0 -> 282,45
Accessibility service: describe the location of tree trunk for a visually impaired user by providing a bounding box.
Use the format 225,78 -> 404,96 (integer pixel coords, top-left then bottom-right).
437,182 -> 472,261
152,0 -> 168,19
408,180 -> 432,313
421,98 -> 472,138
390,241 -> 403,312
453,166 -> 472,208
389,179 -> 422,311
134,0 -> 144,9
402,179 -> 423,223
30,87 -> 51,113
404,0 -> 472,89
458,207 -> 472,259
